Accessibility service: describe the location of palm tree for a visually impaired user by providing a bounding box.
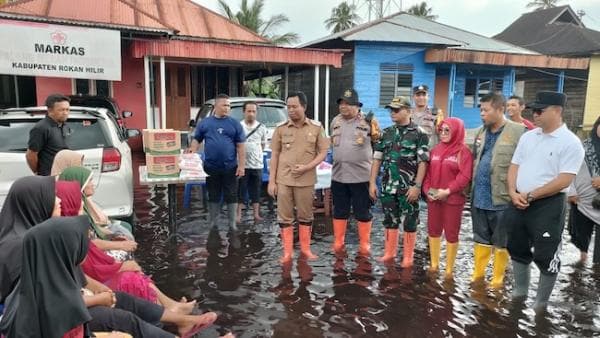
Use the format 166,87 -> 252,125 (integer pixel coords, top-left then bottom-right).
218,0 -> 299,45
526,0 -> 562,10
324,2 -> 361,33
406,1 -> 438,20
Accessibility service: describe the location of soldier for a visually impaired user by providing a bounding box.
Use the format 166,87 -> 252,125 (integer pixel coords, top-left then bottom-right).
268,92 -> 330,264
369,97 -> 429,266
411,84 -> 437,147
330,88 -> 378,255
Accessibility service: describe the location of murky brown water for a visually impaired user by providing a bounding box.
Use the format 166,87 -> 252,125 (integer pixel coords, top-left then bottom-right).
132,154 -> 600,338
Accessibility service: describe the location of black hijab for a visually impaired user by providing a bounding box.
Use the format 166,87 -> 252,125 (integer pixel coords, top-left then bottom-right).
0,176 -> 56,302
2,216 -> 92,338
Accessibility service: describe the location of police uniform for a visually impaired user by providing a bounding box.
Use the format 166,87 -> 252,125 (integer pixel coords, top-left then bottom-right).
271,118 -> 330,225
330,88 -> 376,255
411,85 -> 437,147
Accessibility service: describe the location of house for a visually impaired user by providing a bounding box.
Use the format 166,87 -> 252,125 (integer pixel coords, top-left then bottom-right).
495,5 -> 600,131
0,0 -> 344,149
296,12 -> 588,132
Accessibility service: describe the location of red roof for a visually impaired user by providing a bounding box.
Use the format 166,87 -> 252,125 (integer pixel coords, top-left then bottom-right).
0,0 -> 268,43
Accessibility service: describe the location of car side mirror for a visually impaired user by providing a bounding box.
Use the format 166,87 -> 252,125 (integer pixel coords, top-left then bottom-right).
122,111 -> 133,118
126,128 -> 141,139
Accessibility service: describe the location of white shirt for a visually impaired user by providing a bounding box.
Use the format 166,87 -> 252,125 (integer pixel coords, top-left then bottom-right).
511,124 -> 584,193
241,120 -> 267,169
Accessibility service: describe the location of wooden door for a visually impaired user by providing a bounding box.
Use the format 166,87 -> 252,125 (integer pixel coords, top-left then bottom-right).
165,64 -> 191,130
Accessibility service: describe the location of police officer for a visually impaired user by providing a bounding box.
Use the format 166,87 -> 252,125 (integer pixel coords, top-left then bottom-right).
411,84 -> 437,147
268,91 -> 330,264
330,88 -> 377,255
369,97 -> 429,266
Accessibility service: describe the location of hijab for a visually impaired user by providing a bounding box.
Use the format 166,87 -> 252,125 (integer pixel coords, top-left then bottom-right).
57,182 -> 125,286
0,176 -> 56,302
58,166 -> 106,239
435,117 -> 468,178
55,181 -> 83,217
1,216 -> 92,338
583,116 -> 600,177
50,150 -> 84,176
436,118 -> 466,158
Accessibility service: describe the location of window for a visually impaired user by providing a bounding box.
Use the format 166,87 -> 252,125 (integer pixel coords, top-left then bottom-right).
463,77 -> 504,108
379,63 -> 414,107
73,79 -> 113,97
0,75 -> 37,109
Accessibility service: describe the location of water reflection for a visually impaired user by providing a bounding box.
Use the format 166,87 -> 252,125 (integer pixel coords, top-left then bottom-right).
132,155 -> 600,337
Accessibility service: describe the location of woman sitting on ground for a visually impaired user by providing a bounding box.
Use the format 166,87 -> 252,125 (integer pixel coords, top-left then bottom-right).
51,149 -> 85,176
0,175 -> 59,304
59,166 -> 137,260
56,180 -> 196,313
0,216 -> 218,338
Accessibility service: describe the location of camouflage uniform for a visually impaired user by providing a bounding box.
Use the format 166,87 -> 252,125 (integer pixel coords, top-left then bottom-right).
374,122 -> 429,230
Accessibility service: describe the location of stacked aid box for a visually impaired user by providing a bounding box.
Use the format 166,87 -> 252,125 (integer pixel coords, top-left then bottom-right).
142,129 -> 181,178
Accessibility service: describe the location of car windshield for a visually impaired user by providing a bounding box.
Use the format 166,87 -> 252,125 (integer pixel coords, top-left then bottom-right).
0,117 -> 111,152
229,104 -> 287,128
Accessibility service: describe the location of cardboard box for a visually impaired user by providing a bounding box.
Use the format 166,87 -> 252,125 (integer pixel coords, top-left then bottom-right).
143,129 -> 181,154
146,154 -> 180,178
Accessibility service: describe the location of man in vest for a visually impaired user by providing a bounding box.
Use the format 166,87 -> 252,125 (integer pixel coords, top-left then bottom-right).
470,93 -> 526,287
330,88 -> 377,255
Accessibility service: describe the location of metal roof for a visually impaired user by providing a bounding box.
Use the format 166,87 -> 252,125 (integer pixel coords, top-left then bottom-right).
494,5 -> 600,56
303,12 -> 538,55
0,0 -> 268,43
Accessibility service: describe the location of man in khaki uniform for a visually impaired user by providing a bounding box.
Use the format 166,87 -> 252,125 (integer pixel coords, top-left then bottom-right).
268,91 -> 330,264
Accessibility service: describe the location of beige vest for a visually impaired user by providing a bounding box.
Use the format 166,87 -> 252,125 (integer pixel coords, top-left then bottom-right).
471,120 -> 526,205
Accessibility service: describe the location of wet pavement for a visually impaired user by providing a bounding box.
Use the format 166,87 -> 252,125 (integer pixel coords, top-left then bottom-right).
133,155 -> 600,338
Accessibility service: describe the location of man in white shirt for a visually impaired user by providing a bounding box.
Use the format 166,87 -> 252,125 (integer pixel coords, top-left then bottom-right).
506,91 -> 584,312
237,102 -> 268,222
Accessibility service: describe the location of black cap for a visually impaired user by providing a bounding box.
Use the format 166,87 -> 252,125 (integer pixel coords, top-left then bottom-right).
526,91 -> 567,110
337,88 -> 363,107
413,84 -> 429,94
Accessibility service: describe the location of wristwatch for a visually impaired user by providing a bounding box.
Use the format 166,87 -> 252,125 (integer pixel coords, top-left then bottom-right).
413,182 -> 422,189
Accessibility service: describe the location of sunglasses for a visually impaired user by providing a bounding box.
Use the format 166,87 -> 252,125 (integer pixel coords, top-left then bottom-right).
532,108 -> 547,115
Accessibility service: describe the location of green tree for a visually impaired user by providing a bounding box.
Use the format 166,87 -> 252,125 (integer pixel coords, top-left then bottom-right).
526,0 -> 562,10
218,0 -> 299,45
407,1 -> 438,20
324,2 -> 361,33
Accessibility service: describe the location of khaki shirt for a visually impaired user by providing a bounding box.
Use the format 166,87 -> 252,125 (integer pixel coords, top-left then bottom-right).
271,118 -> 330,186
330,113 -> 372,183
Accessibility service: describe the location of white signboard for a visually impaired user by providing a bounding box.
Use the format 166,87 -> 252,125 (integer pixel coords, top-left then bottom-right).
0,20 -> 121,81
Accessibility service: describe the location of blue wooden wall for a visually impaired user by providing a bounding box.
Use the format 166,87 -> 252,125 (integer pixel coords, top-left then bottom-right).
451,66 -> 514,129
352,41 -> 515,129
353,42 -> 437,128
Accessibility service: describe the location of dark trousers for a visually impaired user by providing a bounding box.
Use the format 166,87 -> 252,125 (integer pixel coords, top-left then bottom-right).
238,168 -> 262,204
88,291 -> 173,338
568,204 -> 600,263
331,181 -> 372,222
205,167 -> 238,204
506,193 -> 566,275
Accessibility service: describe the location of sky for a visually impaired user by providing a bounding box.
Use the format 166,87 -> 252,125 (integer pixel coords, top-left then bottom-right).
193,0 -> 600,45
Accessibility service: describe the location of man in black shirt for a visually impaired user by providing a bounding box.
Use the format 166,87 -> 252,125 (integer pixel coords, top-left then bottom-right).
26,94 -> 71,175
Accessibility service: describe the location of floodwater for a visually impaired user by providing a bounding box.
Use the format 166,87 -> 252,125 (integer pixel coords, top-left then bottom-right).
133,155 -> 600,338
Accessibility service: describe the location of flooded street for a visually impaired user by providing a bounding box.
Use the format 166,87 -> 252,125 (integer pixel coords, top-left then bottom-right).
133,155 -> 600,338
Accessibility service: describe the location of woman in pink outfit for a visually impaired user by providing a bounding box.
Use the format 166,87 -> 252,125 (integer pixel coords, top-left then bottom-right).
423,117 -> 473,278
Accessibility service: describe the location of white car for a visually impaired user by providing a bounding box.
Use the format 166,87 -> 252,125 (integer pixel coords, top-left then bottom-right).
0,106 -> 138,222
